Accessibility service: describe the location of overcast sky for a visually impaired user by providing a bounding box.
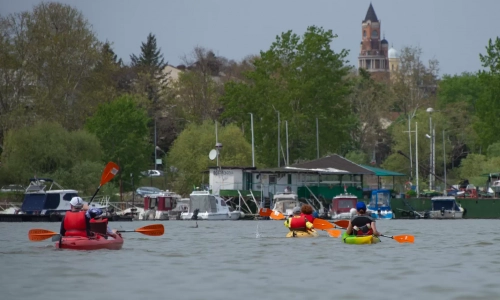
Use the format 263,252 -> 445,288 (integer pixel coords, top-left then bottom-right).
1,0 -> 499,76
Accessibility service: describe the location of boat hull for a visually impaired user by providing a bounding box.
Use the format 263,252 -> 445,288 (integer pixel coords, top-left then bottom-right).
55,234 -> 123,250
285,229 -> 319,238
180,212 -> 240,220
341,232 -> 380,244
428,211 -> 463,219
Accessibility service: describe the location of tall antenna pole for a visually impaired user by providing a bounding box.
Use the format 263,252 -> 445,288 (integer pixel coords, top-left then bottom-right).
154,118 -> 157,170
286,120 -> 289,166
408,115 -> 413,179
443,129 -> 446,195
415,122 -> 419,196
277,111 -> 280,168
316,117 -> 319,159
215,122 -> 219,167
250,113 -> 255,167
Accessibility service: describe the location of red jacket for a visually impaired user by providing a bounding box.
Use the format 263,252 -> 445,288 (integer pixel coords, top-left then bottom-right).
63,211 -> 88,237
301,213 -> 315,223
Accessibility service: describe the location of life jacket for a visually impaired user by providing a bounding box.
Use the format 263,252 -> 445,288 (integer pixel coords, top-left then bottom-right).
301,213 -> 315,223
63,211 -> 87,237
289,216 -> 307,231
351,215 -> 374,236
89,218 -> 109,235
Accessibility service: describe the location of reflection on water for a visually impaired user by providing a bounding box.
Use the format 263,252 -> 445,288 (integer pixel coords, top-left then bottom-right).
1,220 -> 499,300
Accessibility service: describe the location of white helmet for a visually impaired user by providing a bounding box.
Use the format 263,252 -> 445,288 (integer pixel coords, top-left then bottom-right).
70,197 -> 84,208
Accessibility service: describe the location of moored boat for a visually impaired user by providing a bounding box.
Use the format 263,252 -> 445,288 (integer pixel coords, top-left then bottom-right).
428,196 -> 464,219
55,234 -> 123,250
367,189 -> 394,219
285,229 -> 319,238
341,232 -> 380,244
180,190 -> 240,220
330,193 -> 358,219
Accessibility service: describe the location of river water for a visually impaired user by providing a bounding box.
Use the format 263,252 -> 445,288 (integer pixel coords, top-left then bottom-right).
0,219 -> 499,300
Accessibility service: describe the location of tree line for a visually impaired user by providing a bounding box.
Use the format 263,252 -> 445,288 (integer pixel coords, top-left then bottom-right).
0,2 -> 499,196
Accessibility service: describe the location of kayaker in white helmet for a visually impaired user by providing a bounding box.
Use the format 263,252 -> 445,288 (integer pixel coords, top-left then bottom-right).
86,208 -> 119,239
284,206 -> 314,232
346,202 -> 380,236
60,197 -> 91,237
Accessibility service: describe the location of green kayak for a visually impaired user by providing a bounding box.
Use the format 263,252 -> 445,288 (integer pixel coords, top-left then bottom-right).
341,232 -> 381,244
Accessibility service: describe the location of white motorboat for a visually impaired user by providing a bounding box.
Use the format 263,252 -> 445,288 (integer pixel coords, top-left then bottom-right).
271,188 -> 301,217
19,178 -> 107,216
428,196 -> 464,219
180,190 -> 240,220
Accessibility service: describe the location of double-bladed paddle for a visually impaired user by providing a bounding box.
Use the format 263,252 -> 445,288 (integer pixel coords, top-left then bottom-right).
28,224 -> 165,241
88,161 -> 120,204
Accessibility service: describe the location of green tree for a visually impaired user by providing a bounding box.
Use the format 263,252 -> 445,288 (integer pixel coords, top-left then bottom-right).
345,150 -> 369,165
0,122 -> 102,192
437,72 -> 481,110
221,26 -> 353,167
85,95 -> 151,190
475,37 -> 500,148
167,121 -> 252,195
348,69 -> 392,160
0,2 -> 102,134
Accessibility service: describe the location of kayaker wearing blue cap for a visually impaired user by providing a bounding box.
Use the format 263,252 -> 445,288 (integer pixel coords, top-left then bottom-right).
60,197 -> 91,237
87,208 -> 118,239
284,206 -> 314,232
346,202 -> 380,237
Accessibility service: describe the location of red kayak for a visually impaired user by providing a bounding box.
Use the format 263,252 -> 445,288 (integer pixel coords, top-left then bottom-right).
55,234 -> 123,250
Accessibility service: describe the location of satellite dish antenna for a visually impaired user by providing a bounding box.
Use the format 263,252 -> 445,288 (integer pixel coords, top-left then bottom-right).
209,149 -> 217,161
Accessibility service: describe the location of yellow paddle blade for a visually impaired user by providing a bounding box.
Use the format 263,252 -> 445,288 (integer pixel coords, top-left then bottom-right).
259,208 -> 272,217
135,224 -> 164,236
333,220 -> 349,229
312,218 -> 334,230
28,229 -> 58,241
393,234 -> 415,243
326,229 -> 342,238
269,211 -> 285,220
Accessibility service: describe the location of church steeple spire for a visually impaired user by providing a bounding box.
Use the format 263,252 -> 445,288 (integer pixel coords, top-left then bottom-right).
364,3 -> 379,22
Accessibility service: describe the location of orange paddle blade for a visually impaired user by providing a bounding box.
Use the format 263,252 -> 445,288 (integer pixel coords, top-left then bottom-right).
326,229 -> 342,238
269,211 -> 285,220
28,229 -> 58,241
100,162 -> 120,186
313,218 -> 334,230
333,220 -> 349,229
259,208 -> 272,217
135,224 -> 164,236
393,234 -> 415,243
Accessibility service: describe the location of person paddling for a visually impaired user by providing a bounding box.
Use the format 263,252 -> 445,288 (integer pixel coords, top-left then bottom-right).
284,206 -> 314,232
87,208 -> 118,239
60,197 -> 91,237
346,202 -> 380,237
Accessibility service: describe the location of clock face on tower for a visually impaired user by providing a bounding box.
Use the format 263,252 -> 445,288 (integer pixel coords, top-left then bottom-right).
372,30 -> 378,38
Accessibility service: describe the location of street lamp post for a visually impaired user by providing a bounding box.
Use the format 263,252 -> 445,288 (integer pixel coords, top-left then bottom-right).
426,108 -> 434,190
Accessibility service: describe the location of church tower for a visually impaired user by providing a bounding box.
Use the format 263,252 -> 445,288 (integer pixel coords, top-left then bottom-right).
358,3 -> 389,80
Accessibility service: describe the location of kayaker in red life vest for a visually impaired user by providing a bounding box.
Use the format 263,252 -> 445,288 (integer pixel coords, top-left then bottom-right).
87,208 -> 119,239
284,206 -> 314,232
60,197 -> 91,237
300,204 -> 315,223
346,202 -> 381,237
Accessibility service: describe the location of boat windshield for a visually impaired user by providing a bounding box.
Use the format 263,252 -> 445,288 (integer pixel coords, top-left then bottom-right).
432,200 -> 460,211
274,200 -> 298,212
369,192 -> 390,207
336,199 -> 357,209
